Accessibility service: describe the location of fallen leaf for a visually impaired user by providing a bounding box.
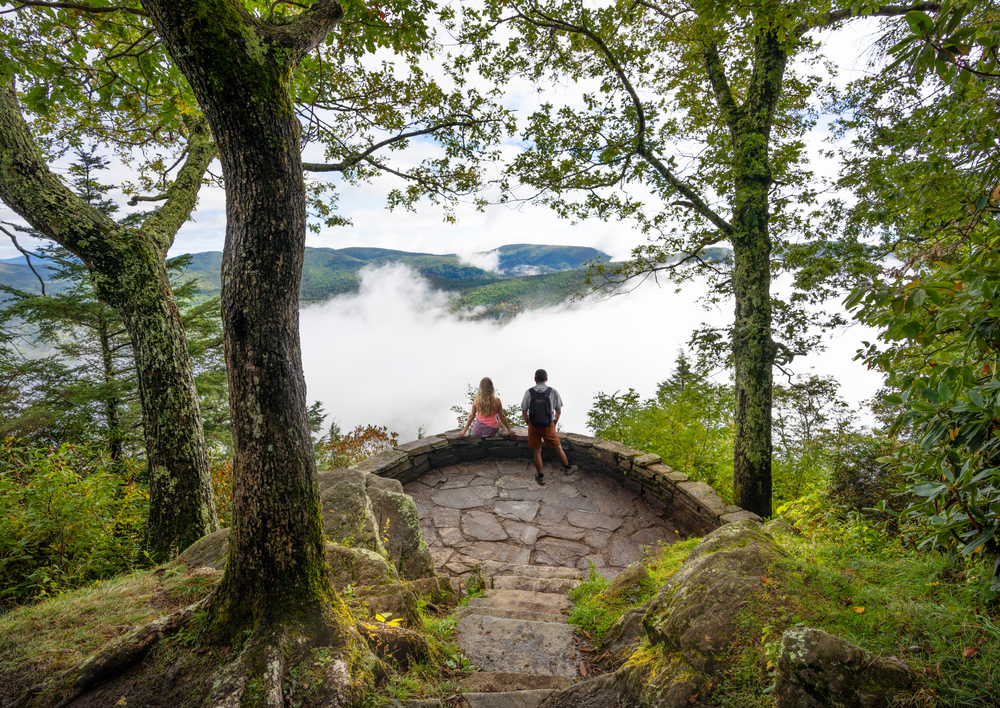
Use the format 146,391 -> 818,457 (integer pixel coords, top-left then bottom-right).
115,699 -> 127,707
596,651 -> 609,661
579,660 -> 588,677
853,607 -> 865,614
687,694 -> 699,704
964,647 -> 980,658
582,629 -> 592,639
579,646 -> 594,652
760,576 -> 771,584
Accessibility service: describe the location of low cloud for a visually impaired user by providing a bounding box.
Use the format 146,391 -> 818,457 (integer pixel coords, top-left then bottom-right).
299,264 -> 883,443
457,250 -> 501,273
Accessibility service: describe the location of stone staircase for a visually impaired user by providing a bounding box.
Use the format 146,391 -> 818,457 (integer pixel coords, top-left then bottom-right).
453,561 -> 585,708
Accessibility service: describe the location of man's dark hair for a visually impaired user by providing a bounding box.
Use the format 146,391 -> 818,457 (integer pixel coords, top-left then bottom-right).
535,369 -> 548,382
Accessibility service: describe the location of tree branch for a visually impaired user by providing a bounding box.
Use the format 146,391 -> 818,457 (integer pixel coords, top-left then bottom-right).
127,193 -> 168,206
140,116 -> 216,256
702,40 -> 741,133
0,80 -> 118,271
302,120 -> 490,173
0,224 -> 46,295
261,0 -> 344,64
514,3 -> 734,236
7,0 -> 148,17
797,3 -> 942,36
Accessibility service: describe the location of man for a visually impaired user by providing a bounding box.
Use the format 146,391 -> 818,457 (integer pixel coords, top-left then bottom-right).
521,368 -> 578,485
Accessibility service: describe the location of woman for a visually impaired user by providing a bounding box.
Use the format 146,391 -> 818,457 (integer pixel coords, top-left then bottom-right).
458,377 -> 516,439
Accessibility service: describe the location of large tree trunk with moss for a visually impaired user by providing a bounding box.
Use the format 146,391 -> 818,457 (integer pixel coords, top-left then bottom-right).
709,22 -> 787,519
137,6 -> 372,686
0,83 -> 219,558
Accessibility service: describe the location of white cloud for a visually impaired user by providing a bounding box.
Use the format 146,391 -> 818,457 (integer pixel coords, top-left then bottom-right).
457,250 -> 501,273
300,264 -> 883,443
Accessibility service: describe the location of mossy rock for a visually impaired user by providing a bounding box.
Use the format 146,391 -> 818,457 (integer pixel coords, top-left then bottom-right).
366,475 -> 436,581
354,583 -> 422,628
600,603 -> 648,661
176,528 -> 230,570
408,576 -> 458,608
325,543 -> 399,588
774,627 -> 913,707
318,469 -> 385,555
643,520 -> 789,674
601,561 -> 651,599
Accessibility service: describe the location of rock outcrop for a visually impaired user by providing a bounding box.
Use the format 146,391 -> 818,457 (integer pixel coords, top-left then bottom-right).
538,519 -> 912,708
774,627 -> 914,708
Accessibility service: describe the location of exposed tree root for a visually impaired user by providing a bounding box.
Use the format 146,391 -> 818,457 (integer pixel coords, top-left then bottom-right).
6,595 -> 211,708
5,591 -> 389,708
357,621 -> 433,671
201,620 -> 387,708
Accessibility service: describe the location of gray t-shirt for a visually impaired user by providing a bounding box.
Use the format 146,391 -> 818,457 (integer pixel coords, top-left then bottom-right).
521,383 -> 564,425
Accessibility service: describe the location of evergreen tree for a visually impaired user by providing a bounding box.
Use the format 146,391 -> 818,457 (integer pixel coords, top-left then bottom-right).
0,147 -> 227,459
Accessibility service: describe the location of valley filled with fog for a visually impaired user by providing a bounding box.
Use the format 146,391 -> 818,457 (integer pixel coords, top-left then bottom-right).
300,263 -> 884,442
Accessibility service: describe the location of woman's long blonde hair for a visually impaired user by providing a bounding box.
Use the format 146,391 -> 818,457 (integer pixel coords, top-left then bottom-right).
473,377 -> 501,416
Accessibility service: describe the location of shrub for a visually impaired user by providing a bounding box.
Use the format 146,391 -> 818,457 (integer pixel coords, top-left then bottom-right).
0,438 -> 148,609
826,436 -> 908,531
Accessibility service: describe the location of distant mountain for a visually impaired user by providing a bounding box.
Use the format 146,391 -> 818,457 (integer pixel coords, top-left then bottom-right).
158,244 -> 613,304
1,243 -> 733,321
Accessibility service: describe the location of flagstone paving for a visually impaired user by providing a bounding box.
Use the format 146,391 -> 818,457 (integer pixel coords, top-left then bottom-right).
404,459 -> 684,581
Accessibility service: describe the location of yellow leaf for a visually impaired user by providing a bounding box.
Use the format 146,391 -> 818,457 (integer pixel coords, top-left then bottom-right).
853,607 -> 865,614
116,699 -> 127,707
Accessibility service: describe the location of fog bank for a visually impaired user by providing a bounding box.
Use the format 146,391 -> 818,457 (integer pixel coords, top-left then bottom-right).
300,264 -> 883,442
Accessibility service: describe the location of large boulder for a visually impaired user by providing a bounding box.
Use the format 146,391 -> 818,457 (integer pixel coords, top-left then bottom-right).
600,604 -> 648,661
326,543 -> 399,588
643,519 -> 789,674
177,528 -> 230,570
774,627 -> 914,708
318,469 -> 385,555
366,474 -> 436,580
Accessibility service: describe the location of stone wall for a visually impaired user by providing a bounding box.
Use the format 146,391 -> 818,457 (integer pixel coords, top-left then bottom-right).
348,428 -> 760,536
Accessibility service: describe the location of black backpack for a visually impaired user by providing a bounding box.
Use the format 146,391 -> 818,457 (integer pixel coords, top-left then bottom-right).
527,386 -> 553,427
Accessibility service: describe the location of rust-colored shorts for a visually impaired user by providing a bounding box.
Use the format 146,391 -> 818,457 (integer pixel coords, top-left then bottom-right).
527,423 -> 560,450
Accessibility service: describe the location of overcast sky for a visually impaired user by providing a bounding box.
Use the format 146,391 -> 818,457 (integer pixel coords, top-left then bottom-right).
0,18 -> 891,441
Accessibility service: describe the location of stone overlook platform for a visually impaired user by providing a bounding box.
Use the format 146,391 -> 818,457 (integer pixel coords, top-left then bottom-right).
350,427 -> 762,580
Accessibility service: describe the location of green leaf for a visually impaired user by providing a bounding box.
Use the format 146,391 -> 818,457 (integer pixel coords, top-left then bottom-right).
905,10 -> 934,35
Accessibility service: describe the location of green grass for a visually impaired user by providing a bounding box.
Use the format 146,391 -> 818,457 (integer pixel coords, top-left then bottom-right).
0,563 -> 218,678
560,502 -> 1000,708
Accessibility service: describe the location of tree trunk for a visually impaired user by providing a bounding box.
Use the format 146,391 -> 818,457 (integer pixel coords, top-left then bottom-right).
139,0 -> 346,639
725,24 -> 788,520
90,245 -> 219,552
0,82 -> 219,558
97,308 -> 122,461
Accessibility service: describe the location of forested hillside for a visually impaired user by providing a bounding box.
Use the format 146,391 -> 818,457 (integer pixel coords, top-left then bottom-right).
2,243 -> 618,318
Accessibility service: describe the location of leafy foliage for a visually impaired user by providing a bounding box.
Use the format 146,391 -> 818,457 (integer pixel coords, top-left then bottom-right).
587,352 -> 861,504
842,0 -> 1000,591
0,438 -> 148,609
317,424 -> 400,469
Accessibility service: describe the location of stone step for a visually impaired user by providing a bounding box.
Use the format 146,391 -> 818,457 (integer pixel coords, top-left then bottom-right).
457,690 -> 556,708
458,672 -> 575,693
489,575 -> 581,594
456,615 -> 580,678
480,561 -> 584,582
454,605 -> 567,625
484,588 -> 574,610
466,597 -> 566,617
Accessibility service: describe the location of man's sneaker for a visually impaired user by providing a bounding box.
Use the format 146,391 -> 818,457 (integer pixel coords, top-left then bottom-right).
535,472 -> 545,485
563,464 -> 578,476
